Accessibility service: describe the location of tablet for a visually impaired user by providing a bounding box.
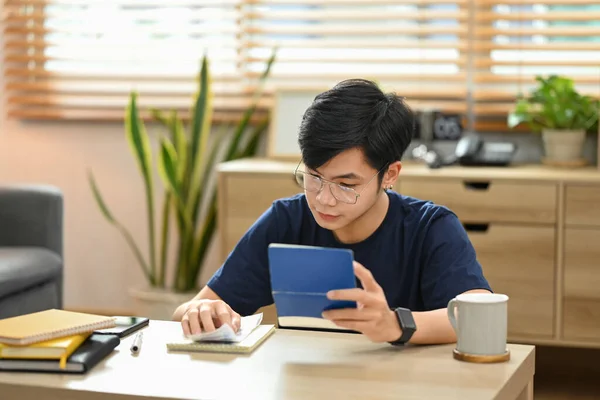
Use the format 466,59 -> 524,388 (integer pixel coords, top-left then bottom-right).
268,243 -> 357,332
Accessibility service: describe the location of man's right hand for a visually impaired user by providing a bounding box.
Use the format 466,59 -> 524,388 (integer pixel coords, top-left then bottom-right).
180,299 -> 241,336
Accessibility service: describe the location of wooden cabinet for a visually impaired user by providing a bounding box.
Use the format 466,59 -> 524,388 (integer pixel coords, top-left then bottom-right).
217,158 -> 600,349
565,185 -> 600,226
564,228 -> 600,342
400,179 -> 557,223
466,225 -> 555,339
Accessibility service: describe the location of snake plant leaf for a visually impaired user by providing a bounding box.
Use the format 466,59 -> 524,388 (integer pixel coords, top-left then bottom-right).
236,117 -> 270,159
125,91 -> 157,280
126,92 -> 154,193
88,170 -> 115,223
88,170 -> 154,284
189,55 -> 211,171
150,108 -> 169,127
187,54 -> 213,223
169,111 -> 188,183
157,138 -> 180,198
158,137 -> 193,231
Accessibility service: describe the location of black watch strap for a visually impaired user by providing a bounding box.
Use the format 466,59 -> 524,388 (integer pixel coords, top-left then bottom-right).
389,307 -> 417,345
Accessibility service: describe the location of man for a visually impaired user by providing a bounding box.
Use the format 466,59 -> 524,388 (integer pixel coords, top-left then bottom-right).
173,79 -> 491,345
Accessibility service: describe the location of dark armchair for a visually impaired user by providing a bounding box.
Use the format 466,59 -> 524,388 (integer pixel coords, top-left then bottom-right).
0,185 -> 64,319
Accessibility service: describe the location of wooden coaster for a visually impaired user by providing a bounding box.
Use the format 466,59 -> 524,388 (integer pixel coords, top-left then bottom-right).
453,348 -> 510,363
542,158 -> 587,168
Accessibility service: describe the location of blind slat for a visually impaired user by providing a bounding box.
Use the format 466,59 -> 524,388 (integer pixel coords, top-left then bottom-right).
244,26 -> 468,36
475,11 -> 600,22
473,42 -> 600,51
244,9 -> 467,21
475,0 -> 598,4
243,39 -> 468,50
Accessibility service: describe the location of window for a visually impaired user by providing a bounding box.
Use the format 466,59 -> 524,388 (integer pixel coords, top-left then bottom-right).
2,0 -> 468,122
243,1 -> 468,118
2,0 -> 254,121
472,1 -> 600,132
3,0 -> 600,130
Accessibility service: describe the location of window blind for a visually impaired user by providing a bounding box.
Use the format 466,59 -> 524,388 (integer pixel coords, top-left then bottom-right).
2,0 -> 270,122
3,0 -> 600,131
242,0 -> 469,118
2,0 -> 468,123
472,0 -> 600,132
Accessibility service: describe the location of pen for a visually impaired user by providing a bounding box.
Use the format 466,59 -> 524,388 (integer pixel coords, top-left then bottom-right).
130,332 -> 143,355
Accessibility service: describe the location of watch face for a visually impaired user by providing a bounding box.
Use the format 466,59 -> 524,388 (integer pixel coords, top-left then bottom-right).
397,308 -> 416,331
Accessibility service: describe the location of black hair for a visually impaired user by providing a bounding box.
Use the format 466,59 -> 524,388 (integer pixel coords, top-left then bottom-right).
297,79 -> 415,181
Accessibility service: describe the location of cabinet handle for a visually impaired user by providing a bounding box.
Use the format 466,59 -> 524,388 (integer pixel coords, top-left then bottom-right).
463,181 -> 490,191
463,223 -> 489,233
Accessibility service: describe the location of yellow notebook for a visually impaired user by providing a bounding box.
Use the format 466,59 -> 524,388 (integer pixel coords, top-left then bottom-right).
0,309 -> 116,346
0,332 -> 91,369
166,325 -> 276,354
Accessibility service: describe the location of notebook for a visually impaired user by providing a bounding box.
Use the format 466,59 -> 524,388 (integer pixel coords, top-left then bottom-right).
0,332 -> 91,369
0,334 -> 120,374
167,324 -> 276,354
267,243 -> 357,332
0,309 -> 116,346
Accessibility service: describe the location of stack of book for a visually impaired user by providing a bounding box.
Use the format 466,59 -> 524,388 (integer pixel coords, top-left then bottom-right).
0,309 -> 120,373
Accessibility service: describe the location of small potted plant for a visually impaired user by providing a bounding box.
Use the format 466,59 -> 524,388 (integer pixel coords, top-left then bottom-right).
508,75 -> 599,166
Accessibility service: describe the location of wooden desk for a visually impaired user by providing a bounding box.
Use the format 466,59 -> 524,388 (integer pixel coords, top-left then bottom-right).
0,321 -> 534,400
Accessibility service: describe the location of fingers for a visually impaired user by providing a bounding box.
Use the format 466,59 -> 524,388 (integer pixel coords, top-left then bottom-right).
187,307 -> 202,335
181,315 -> 191,336
214,301 -> 232,329
353,261 -> 381,293
181,300 -> 240,336
327,288 -> 376,306
231,311 -> 241,332
199,302 -> 216,332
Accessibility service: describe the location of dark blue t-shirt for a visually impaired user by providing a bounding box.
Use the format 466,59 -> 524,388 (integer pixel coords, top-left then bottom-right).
207,190 -> 491,316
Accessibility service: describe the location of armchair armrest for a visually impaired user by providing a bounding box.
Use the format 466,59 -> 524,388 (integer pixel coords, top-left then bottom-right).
0,184 -> 63,258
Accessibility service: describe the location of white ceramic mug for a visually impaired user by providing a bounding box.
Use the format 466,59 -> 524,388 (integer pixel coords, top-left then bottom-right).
447,293 -> 509,356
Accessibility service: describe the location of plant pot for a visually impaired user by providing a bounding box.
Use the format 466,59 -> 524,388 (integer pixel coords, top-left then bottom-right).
542,129 -> 586,165
128,286 -> 198,321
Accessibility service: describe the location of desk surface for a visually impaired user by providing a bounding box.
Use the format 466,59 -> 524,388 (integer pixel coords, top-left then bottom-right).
0,321 -> 535,400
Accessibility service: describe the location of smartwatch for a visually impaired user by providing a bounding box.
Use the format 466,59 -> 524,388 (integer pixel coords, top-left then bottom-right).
389,307 -> 417,345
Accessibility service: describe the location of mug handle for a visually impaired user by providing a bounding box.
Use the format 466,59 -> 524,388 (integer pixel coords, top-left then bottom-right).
447,299 -> 458,334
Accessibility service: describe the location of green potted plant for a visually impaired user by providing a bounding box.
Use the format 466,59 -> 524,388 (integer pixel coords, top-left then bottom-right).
508,75 -> 599,166
88,52 -> 275,319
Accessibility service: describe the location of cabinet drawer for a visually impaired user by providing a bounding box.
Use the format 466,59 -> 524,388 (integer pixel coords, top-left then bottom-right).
466,224 -> 555,339
564,228 -> 600,343
220,175 -> 300,255
400,179 -> 557,224
565,185 -> 600,226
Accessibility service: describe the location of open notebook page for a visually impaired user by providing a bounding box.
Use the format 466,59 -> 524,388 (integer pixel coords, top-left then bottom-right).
186,313 -> 263,343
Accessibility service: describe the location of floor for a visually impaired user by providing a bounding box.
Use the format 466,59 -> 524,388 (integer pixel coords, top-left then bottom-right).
534,345 -> 600,400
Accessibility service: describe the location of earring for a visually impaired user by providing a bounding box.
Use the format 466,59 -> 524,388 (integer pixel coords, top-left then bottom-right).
386,185 -> 393,190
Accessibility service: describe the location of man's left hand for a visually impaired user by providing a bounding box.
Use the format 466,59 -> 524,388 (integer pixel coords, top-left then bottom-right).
322,261 -> 402,343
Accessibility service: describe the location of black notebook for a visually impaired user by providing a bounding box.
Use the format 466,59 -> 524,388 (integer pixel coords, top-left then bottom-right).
0,333 -> 120,374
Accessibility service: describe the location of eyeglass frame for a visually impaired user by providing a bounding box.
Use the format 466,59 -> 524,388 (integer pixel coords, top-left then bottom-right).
293,161 -> 389,205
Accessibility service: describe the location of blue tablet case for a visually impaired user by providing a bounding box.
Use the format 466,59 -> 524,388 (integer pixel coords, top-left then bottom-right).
268,244 -> 357,324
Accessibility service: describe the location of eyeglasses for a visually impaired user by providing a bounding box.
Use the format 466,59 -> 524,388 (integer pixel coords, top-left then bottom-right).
293,161 -> 386,205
